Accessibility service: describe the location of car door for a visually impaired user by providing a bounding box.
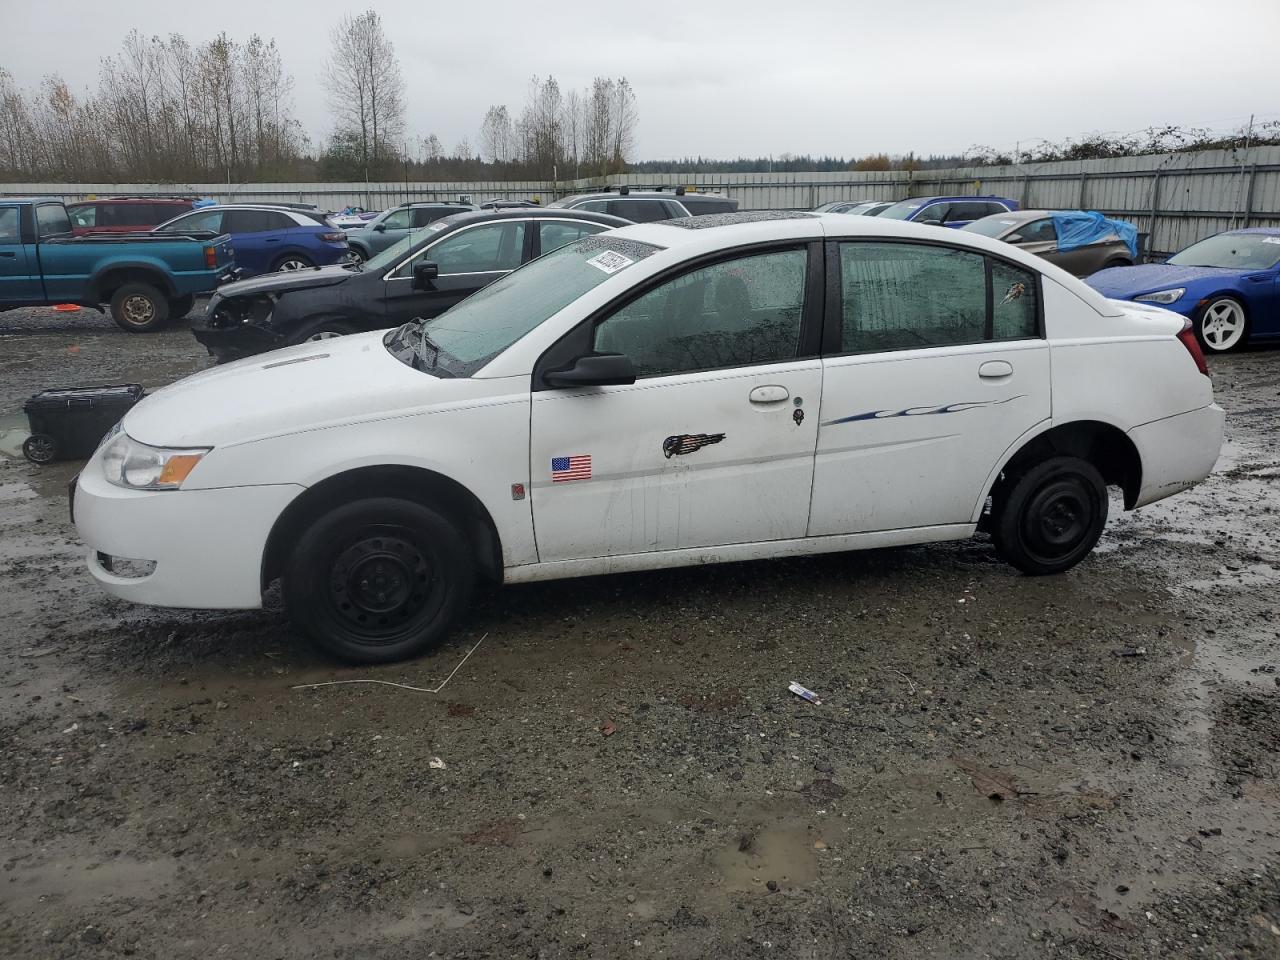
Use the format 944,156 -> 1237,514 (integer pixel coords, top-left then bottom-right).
1007,217 -> 1062,267
224,209 -> 287,274
0,205 -> 40,303
810,239 -> 1050,536
381,219 -> 529,325
529,243 -> 823,562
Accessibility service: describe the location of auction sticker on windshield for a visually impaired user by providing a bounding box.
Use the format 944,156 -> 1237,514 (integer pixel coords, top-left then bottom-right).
586,250 -> 634,273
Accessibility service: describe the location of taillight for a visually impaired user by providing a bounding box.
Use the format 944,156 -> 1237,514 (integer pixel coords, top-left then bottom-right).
321,231 -> 347,242
204,245 -> 217,268
1176,318 -> 1209,377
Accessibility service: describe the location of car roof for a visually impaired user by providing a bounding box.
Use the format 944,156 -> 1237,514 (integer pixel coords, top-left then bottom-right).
0,196 -> 59,205
67,197 -> 196,204
906,195 -> 1016,204
393,201 -> 477,209
1222,226 -> 1280,236
432,208 -> 633,230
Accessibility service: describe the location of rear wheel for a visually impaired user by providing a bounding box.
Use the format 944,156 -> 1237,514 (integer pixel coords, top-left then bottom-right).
110,282 -> 170,333
992,456 -> 1108,575
283,497 -> 475,663
346,247 -> 367,264
274,254 -> 314,272
1196,296 -> 1248,353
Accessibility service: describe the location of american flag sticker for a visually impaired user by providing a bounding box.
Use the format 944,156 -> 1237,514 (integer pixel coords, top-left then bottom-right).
551,455 -> 592,482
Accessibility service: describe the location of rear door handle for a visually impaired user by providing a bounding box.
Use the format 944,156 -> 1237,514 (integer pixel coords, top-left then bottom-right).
979,360 -> 1013,379
0,251 -> 16,258
749,385 -> 790,404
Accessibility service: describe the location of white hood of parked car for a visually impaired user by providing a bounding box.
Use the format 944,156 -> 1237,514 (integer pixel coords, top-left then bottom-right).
124,332 -> 459,448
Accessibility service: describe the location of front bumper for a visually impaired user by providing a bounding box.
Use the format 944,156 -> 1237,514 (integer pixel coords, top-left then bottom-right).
190,298 -> 285,362
74,453 -> 303,609
1128,403 -> 1225,508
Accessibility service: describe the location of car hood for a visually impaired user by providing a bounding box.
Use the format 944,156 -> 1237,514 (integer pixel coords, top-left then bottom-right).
217,264 -> 355,298
1086,262 -> 1242,298
124,332 -> 452,448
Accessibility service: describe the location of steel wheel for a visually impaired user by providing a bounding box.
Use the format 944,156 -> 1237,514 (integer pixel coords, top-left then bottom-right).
992,455 -> 1108,575
122,295 -> 155,325
329,529 -> 443,642
1198,297 -> 1247,352
276,257 -> 313,272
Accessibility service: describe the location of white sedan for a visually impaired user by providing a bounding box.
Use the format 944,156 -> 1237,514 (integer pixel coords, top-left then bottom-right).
74,212 -> 1224,663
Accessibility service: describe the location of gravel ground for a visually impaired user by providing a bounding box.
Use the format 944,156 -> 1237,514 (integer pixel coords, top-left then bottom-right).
1,305 -> 1278,959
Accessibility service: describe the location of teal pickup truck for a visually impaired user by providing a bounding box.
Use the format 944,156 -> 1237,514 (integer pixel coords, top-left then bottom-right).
0,197 -> 236,332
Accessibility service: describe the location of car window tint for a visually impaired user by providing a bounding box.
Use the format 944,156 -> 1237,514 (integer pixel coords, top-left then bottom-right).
382,209 -> 412,230
914,203 -> 948,223
0,207 -> 19,242
947,202 -> 988,223
35,204 -> 71,237
607,199 -> 669,223
839,242 -> 986,352
539,220 -> 606,255
593,248 -> 807,378
410,208 -> 447,228
226,209 -> 277,233
68,205 -> 96,228
681,198 -> 736,215
422,221 -> 526,275
991,260 -> 1039,340
101,204 -> 153,227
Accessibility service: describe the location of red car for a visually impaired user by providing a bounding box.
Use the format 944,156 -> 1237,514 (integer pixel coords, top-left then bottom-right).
66,197 -> 199,236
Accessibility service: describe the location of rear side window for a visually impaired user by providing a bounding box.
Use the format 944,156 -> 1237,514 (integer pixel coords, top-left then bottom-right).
838,241 -> 1039,352
0,207 -> 19,242
681,197 -> 736,216
607,199 -> 670,223
411,207 -> 453,228
35,204 -> 71,238
225,209 -> 289,233
101,204 -> 159,227
573,199 -> 609,213
539,220 -> 606,255
947,202 -> 990,223
68,205 -> 97,228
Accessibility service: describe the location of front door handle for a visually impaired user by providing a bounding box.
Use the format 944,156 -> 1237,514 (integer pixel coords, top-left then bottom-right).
749,385 -> 790,404
0,251 -> 16,258
979,360 -> 1013,379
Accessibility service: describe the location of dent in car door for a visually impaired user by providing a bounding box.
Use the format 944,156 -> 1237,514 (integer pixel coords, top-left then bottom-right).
0,205 -> 40,303
529,244 -> 823,562
810,241 -> 1050,535
381,220 -> 529,325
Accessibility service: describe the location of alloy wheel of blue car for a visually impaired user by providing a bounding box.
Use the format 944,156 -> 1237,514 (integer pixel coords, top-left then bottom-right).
1198,297 -> 1247,352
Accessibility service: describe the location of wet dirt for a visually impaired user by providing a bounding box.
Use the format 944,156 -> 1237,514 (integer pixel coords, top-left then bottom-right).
0,310 -> 1278,958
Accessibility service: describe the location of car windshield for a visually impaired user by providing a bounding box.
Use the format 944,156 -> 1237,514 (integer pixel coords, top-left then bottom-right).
963,214 -> 1023,237
1167,233 -> 1280,270
877,199 -> 927,220
385,236 -> 661,377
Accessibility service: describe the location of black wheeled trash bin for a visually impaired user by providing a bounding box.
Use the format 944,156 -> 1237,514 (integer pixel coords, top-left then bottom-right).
22,384 -> 145,464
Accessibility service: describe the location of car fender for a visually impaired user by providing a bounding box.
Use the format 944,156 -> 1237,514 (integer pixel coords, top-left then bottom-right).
89,258 -> 179,299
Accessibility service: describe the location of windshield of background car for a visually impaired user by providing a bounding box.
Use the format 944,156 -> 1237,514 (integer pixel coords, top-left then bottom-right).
963,214 -> 1022,237
878,199 -> 925,220
363,217 -> 461,272
389,236 -> 661,377
1167,233 -> 1280,270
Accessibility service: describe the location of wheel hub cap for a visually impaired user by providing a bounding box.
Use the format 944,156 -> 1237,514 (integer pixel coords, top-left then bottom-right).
331,536 -> 430,630
123,296 -> 154,323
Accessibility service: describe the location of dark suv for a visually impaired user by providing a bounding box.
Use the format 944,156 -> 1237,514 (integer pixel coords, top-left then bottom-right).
66,197 -> 198,235
548,187 -> 737,222
192,208 -> 628,362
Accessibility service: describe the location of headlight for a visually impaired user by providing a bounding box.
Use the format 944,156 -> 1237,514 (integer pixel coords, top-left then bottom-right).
101,432 -> 210,490
1134,288 -> 1185,305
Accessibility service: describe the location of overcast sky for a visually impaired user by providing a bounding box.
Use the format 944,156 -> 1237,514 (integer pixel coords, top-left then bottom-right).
8,0 -> 1279,160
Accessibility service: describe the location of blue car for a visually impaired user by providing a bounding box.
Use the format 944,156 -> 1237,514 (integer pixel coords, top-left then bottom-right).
877,195 -> 1019,228
1086,228 -> 1280,353
156,204 -> 351,277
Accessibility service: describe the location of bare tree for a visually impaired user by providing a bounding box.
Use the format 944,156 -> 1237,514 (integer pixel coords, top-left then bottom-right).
323,9 -> 404,180
479,105 -> 513,164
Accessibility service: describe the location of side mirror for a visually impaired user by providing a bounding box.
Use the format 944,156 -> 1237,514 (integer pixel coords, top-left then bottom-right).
373,223 -> 386,233
919,218 -> 942,226
1005,234 -> 1025,244
412,261 -> 439,290
544,353 -> 636,388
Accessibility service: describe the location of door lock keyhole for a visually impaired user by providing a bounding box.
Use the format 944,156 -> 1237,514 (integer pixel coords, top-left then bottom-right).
792,408 -> 805,425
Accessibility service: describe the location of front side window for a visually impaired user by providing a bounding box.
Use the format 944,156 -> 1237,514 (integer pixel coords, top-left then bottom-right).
68,205 -> 96,229
912,202 -> 949,224
839,241 -> 1038,352
1015,219 -> 1056,243
35,204 -> 71,238
540,220 -> 606,255
406,221 -> 526,276
593,248 -> 808,378
878,199 -> 926,221
162,209 -> 223,233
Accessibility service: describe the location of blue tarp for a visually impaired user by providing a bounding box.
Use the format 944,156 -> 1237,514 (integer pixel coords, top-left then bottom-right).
1052,211 -> 1138,260
192,198 -> 217,209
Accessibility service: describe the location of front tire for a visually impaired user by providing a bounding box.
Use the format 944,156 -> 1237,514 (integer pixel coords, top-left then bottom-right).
992,456 -> 1108,575
110,282 -> 170,333
283,497 -> 475,664
1196,296 -> 1248,353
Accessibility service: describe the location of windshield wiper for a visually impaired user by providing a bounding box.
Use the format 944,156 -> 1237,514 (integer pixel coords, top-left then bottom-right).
416,323 -> 442,370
